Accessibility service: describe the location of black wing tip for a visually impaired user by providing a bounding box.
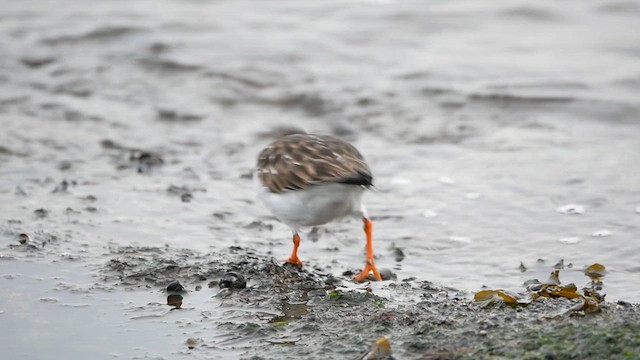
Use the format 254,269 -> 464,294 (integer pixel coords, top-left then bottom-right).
336,171 -> 373,187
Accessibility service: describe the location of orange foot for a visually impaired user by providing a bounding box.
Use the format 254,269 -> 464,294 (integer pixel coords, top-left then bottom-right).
354,259 -> 382,282
283,233 -> 303,267
284,256 -> 303,267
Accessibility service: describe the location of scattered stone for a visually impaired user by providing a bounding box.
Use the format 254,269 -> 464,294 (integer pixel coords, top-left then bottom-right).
166,281 -> 185,293
18,233 -> 31,244
156,108 -> 203,122
166,185 -> 203,203
81,195 -> 97,202
379,268 -> 395,281
219,272 -> 246,289
34,208 -> 49,218
185,338 -> 201,350
135,152 -> 164,174
243,221 -> 273,231
519,262 -> 527,272
52,180 -> 73,193
556,204 -> 585,215
11,233 -> 41,251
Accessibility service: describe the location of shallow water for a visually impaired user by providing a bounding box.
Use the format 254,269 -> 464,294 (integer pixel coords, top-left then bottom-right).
1,0 -> 640,358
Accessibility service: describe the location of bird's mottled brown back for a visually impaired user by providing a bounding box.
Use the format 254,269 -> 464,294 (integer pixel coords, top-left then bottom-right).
256,134 -> 372,193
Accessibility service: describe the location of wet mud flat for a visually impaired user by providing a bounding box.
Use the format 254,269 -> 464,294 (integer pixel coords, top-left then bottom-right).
102,245 -> 640,360
4,240 -> 639,360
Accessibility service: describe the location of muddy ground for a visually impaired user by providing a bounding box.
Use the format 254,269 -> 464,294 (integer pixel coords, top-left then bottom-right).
1,0 -> 640,359
4,241 -> 640,359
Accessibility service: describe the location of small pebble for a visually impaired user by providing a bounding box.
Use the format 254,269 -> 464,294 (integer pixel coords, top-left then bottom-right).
34,208 -> 49,218
379,268 -> 395,281
554,259 -> 564,269
185,338 -> 201,349
18,233 -> 31,244
219,272 -> 246,289
166,281 -> 185,293
556,204 -> 585,215
519,262 -> 527,272
393,248 -> 405,262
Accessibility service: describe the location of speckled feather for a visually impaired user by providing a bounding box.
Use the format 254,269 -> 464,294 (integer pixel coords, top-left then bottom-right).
256,134 -> 372,193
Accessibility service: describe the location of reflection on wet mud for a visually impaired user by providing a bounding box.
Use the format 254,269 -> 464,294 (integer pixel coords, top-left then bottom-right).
268,301 -> 310,326
167,294 -> 183,309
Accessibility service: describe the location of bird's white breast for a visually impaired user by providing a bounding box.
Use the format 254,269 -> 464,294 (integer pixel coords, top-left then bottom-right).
254,175 -> 365,231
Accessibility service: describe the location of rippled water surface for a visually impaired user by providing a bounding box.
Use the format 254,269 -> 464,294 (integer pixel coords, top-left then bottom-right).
1,0 -> 640,358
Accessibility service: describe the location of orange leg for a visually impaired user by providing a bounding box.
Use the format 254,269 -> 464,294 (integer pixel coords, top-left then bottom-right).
285,233 -> 303,267
354,217 -> 382,282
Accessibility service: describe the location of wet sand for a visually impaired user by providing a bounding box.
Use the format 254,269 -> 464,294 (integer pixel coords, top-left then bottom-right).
1,0 -> 640,358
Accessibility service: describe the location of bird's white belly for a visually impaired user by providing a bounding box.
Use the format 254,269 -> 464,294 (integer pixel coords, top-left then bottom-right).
255,180 -> 365,231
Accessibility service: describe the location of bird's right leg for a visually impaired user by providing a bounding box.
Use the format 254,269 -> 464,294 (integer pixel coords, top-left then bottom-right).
285,232 -> 303,267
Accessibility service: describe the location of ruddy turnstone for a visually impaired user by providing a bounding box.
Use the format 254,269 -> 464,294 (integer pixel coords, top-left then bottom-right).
254,133 -> 382,282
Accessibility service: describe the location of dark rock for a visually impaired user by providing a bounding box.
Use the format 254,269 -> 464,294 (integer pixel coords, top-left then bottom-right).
243,221 -> 273,231
18,233 -> 31,244
166,281 -> 185,293
219,272 -> 246,289
34,208 -> 49,218
52,180 -> 75,193
379,268 -> 396,281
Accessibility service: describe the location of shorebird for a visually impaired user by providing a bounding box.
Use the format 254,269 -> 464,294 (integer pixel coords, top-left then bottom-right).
254,133 -> 382,282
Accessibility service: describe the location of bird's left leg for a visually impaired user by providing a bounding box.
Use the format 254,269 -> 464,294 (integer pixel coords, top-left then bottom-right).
354,209 -> 382,281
